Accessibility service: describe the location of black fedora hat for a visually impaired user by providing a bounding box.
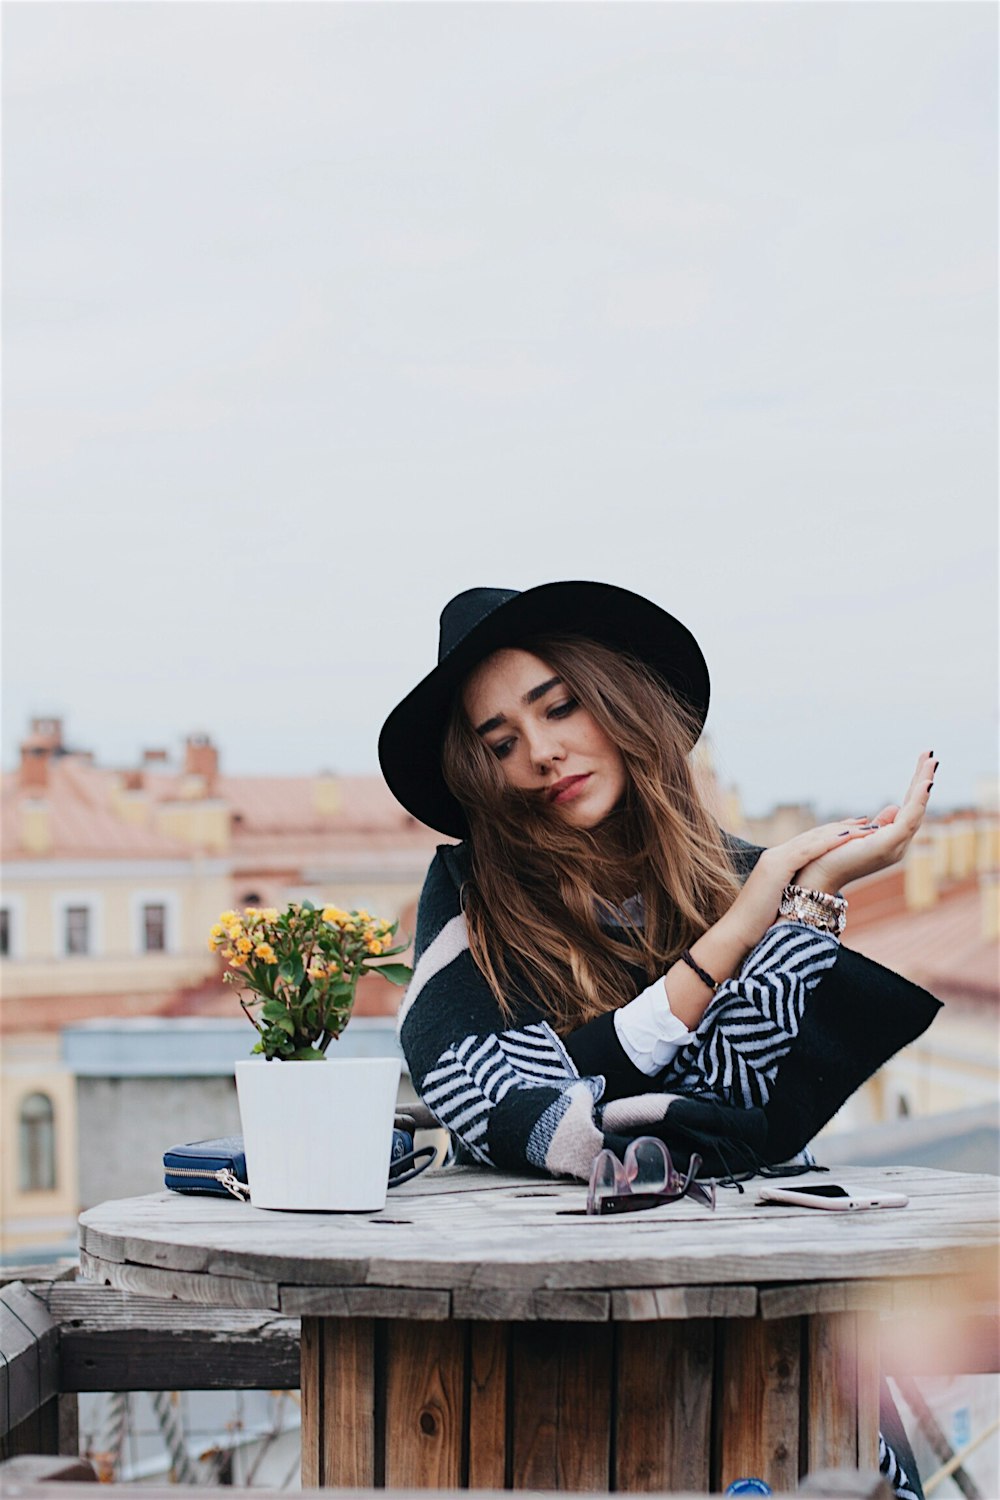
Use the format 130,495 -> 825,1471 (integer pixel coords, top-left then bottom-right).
378,581 -> 710,839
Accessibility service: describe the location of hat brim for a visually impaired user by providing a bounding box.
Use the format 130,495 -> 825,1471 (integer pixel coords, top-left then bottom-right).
378,581 -> 710,839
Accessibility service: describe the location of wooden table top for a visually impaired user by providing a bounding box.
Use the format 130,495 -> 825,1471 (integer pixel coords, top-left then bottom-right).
78,1164 -> 998,1321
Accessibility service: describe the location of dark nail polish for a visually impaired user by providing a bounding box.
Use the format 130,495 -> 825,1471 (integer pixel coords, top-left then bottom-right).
929,750 -> 934,758
928,783 -> 934,794
838,830 -> 851,836
933,760 -> 939,772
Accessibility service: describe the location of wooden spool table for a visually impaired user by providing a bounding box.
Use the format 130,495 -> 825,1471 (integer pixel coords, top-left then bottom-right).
79,1164 -> 998,1494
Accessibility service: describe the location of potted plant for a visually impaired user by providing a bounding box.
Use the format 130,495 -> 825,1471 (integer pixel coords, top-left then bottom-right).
210,902 -> 411,1210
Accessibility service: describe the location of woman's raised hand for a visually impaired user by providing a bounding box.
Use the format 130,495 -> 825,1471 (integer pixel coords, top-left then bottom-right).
726,818 -> 880,950
724,751 -> 936,951
792,750 -> 937,897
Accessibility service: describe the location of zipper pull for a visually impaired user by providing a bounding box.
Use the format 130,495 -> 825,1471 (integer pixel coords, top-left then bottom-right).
217,1169 -> 250,1201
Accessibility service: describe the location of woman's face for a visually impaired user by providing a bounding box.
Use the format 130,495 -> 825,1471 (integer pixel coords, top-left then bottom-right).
462,648 -> 628,829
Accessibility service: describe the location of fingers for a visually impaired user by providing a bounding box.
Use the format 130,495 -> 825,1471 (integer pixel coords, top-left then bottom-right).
905,751 -> 936,805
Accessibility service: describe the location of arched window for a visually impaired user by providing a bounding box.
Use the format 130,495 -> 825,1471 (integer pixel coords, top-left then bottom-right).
19,1092 -> 56,1191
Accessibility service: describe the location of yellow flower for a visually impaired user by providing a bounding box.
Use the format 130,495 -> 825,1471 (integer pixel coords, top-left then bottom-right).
244,906 -> 260,919
328,961 -> 339,975
255,943 -> 277,963
227,924 -> 243,941
208,936 -> 219,951
221,946 -> 235,960
366,938 -> 383,955
236,936 -> 253,955
308,964 -> 326,980
220,910 -> 237,925
322,906 -> 349,925
357,908 -> 370,921
229,955 -> 246,968
210,922 -> 225,937
262,908 -> 279,921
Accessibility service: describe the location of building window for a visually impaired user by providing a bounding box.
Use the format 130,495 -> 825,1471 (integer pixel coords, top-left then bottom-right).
65,906 -> 90,955
19,1093 -> 56,1191
143,903 -> 167,952
0,907 -> 9,957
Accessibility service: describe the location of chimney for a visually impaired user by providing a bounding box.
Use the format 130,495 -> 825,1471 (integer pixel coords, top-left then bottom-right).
30,717 -> 64,751
20,799 -> 52,855
314,772 -> 340,816
184,733 -> 219,790
20,742 -> 51,792
982,872 -> 999,942
143,748 -> 169,766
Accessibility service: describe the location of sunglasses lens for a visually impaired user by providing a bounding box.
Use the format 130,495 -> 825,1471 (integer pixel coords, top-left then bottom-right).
587,1149 -> 630,1214
622,1136 -> 671,1193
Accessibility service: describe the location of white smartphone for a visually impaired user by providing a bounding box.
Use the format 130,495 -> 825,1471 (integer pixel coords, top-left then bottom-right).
757,1183 -> 909,1212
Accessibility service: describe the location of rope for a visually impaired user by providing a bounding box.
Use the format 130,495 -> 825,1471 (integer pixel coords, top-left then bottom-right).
924,1416 -> 1000,1496
151,1389 -> 203,1485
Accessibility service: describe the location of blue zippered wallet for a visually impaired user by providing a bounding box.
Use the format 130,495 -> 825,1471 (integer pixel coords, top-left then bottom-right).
164,1129 -> 434,1201
163,1137 -> 250,1200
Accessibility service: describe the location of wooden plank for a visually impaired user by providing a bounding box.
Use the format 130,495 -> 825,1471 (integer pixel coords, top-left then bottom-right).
615,1319 -> 713,1493
300,1316 -> 374,1488
612,1285 -> 757,1321
383,1320 -> 465,1489
467,1322 -> 507,1489
77,1251 -> 278,1309
806,1311 -> 858,1473
856,1311 -> 880,1471
299,1317 -> 322,1489
0,1284 -> 60,1437
59,1322 -> 299,1392
760,1282 -> 896,1319
717,1316 -> 800,1493
452,1287 -> 609,1322
509,1321 -> 613,1490
279,1285 -> 450,1319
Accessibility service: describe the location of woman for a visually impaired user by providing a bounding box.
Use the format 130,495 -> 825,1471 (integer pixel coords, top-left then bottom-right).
379,581 -> 940,1500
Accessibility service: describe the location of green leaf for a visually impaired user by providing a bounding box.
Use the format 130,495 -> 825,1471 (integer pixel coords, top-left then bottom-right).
262,1000 -> 289,1022
287,1046 -> 327,1061
369,963 -> 412,986
278,961 -> 296,983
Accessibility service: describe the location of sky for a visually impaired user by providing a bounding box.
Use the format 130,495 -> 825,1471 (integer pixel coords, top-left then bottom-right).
3,1 -> 996,819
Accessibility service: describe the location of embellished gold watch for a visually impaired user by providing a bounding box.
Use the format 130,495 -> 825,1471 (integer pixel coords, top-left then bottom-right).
779,883 -> 847,938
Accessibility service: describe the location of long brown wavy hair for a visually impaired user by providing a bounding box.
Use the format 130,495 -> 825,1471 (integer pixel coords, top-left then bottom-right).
441,635 -> 742,1032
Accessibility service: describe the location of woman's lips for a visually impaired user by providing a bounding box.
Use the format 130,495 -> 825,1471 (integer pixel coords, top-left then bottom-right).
548,774 -> 591,805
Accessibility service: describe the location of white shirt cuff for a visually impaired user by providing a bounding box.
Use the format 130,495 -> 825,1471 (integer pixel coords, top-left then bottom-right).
614,977 -> 697,1077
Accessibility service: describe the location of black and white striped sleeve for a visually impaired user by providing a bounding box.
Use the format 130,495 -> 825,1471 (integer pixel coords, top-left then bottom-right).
398,850 -> 607,1178
662,921 -> 841,1109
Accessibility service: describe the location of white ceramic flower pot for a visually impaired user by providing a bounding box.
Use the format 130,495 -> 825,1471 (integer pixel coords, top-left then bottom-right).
235,1056 -> 401,1211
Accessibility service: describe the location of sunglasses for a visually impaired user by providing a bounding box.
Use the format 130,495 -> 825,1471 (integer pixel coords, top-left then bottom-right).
583,1136 -> 717,1216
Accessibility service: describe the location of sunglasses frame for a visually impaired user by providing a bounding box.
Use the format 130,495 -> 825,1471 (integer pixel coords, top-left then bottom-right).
586,1136 -> 717,1216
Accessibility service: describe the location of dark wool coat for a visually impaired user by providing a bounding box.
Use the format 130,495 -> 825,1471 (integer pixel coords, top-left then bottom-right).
399,838 -> 942,1181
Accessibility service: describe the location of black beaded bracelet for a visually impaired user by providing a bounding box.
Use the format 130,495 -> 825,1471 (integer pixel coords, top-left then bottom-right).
680,949 -> 719,992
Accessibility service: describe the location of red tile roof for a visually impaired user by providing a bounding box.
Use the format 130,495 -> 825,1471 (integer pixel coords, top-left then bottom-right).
843,883 -> 998,1006
1,756 -> 443,861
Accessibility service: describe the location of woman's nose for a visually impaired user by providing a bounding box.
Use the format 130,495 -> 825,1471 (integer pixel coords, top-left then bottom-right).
524,723 -> 565,772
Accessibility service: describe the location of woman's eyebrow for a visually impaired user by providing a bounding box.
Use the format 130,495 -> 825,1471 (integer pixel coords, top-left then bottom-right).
475,676 -> 563,736
523,675 -> 562,705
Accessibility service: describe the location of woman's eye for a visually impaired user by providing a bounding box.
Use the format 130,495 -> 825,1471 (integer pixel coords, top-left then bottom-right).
548,698 -> 578,719
491,739 -> 514,761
